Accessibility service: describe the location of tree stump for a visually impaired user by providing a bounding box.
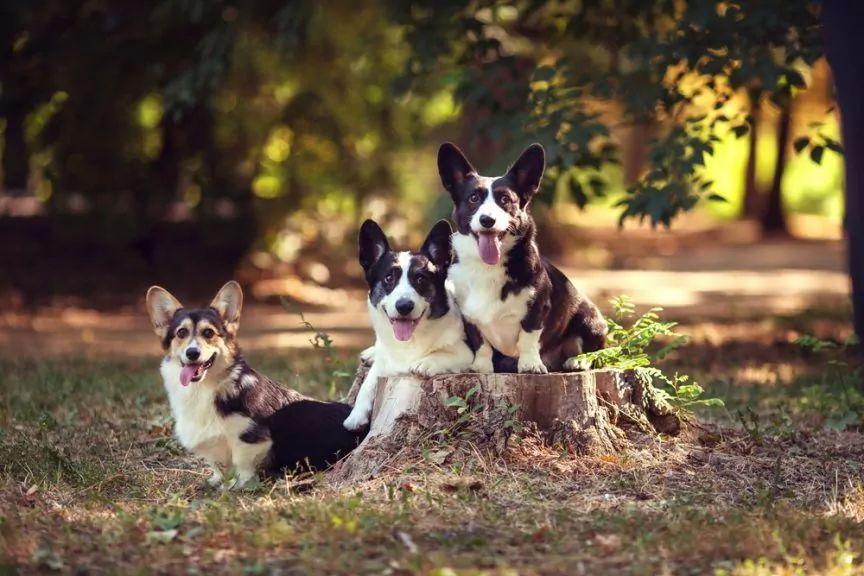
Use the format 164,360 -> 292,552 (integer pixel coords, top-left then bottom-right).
331,363 -> 681,482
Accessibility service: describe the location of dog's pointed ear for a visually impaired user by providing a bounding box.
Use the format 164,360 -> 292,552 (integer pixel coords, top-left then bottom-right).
358,219 -> 390,272
210,281 -> 243,334
438,143 -> 476,198
421,220 -> 453,270
506,143 -> 545,206
146,286 -> 182,340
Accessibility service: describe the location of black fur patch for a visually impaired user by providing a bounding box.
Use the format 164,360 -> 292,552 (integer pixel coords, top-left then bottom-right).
463,320 -> 483,354
239,422 -> 271,444
211,356 -> 367,473
215,358 -> 305,420
406,253 -> 449,319
265,400 -> 367,473
367,252 -> 400,308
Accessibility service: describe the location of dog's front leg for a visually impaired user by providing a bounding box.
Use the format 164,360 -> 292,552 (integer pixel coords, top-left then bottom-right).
343,362 -> 379,431
516,329 -> 547,373
516,293 -> 549,374
227,426 -> 271,490
469,340 -> 494,373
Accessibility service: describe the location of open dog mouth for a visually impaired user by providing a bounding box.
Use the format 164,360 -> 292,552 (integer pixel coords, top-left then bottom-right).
179,353 -> 216,387
387,311 -> 425,342
472,230 -> 507,265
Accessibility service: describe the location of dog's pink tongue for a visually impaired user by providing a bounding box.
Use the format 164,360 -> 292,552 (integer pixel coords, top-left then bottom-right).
392,319 -> 416,342
179,365 -> 197,387
477,233 -> 501,265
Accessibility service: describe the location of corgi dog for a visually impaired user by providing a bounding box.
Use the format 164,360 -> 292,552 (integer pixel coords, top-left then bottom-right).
437,142 -> 607,374
146,281 -> 366,488
343,220 -> 478,431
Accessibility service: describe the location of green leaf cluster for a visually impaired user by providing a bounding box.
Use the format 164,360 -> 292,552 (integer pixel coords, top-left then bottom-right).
569,295 -> 723,411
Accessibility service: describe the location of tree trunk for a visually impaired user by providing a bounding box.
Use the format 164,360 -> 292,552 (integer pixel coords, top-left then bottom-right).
742,89 -> 762,219
624,122 -> 653,184
762,103 -> 792,235
331,364 -> 681,483
1,102 -> 29,195
823,0 -> 864,338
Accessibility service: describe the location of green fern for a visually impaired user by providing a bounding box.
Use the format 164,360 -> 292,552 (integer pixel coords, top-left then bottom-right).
570,296 -> 722,410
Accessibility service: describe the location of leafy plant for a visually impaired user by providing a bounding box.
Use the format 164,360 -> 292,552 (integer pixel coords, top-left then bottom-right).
443,385 -> 521,441
569,295 -> 722,411
792,333 -> 863,431
281,298 -> 353,397
793,119 -> 845,166
392,0 -> 824,227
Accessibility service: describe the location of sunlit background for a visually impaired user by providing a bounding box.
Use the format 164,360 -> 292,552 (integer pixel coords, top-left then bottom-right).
0,1 -> 849,355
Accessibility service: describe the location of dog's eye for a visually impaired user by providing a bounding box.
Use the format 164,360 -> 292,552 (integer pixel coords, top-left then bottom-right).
176,328 -> 189,339
201,328 -> 215,339
384,272 -> 395,285
469,193 -> 480,203
498,195 -> 510,205
414,274 -> 427,288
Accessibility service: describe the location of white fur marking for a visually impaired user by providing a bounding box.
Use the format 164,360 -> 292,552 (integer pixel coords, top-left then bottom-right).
378,252 -> 423,319
470,177 -> 510,234
449,232 -> 534,357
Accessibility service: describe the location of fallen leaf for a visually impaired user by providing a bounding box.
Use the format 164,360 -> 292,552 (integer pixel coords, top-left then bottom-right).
594,533 -> 622,552
146,529 -> 178,544
395,530 -> 419,554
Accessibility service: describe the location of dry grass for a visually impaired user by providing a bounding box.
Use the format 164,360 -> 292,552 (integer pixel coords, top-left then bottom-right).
2,318 -> 864,574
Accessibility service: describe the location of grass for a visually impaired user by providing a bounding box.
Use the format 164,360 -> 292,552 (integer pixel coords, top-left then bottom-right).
2,319 -> 864,574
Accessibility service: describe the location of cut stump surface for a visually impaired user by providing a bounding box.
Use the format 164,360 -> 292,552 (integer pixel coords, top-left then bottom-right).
331,366 -> 681,482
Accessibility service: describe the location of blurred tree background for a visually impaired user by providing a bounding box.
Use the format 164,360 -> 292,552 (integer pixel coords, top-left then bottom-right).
1,0 -> 857,330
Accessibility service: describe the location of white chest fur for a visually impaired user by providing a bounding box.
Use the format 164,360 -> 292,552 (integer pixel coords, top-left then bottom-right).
450,233 -> 535,357
160,360 -> 254,466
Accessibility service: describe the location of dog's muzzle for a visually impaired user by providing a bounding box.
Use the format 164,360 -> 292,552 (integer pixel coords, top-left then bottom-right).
179,352 -> 216,387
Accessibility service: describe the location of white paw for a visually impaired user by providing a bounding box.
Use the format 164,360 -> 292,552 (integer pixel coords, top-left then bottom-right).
410,358 -> 452,377
343,407 -> 370,431
518,355 -> 548,374
359,346 -> 375,366
469,356 -> 494,374
207,470 -> 223,488
563,357 -> 592,372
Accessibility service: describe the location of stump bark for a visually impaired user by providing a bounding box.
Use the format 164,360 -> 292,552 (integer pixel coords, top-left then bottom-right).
331,363 -> 681,482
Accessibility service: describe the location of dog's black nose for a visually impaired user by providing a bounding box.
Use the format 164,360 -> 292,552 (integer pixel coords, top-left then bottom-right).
479,214 -> 496,229
395,298 -> 415,316
186,348 -> 201,361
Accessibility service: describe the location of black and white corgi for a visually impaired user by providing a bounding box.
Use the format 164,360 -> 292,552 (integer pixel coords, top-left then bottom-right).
437,142 -> 607,374
343,219 -> 477,431
146,281 -> 366,488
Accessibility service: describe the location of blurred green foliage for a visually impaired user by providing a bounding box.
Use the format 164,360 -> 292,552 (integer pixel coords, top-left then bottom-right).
0,0 -> 831,242
391,0 -> 826,227
0,0 -> 458,241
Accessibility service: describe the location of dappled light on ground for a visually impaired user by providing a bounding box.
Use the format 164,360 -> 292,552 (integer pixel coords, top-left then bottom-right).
0,237 -> 850,358
2,351 -> 862,573
2,233 -> 862,574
